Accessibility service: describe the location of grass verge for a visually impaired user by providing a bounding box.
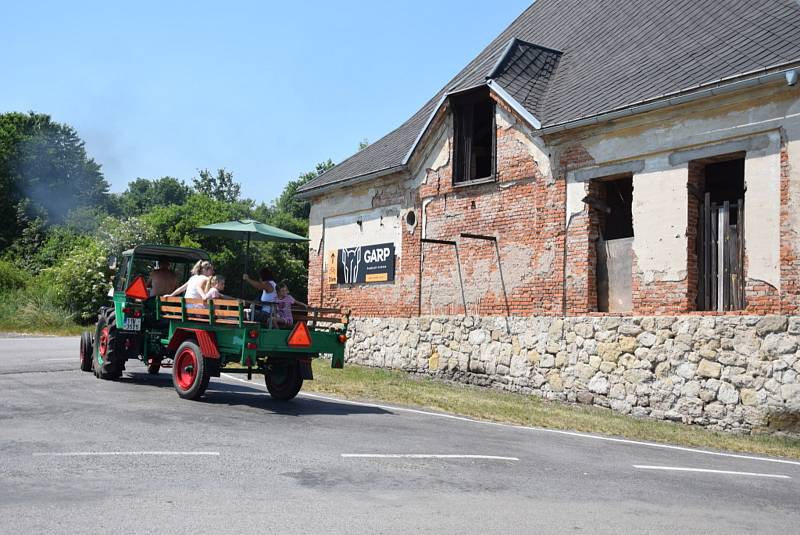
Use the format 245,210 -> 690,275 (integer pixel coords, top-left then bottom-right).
0,287 -> 85,336
306,360 -> 800,460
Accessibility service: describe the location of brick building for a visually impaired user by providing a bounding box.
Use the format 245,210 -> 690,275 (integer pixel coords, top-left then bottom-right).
298,0 -> 800,320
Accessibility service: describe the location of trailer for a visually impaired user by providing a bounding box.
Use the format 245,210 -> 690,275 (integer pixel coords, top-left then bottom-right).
79,245 -> 347,400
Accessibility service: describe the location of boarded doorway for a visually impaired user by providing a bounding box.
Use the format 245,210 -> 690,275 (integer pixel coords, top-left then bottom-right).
696,158 -> 745,311
595,176 -> 634,313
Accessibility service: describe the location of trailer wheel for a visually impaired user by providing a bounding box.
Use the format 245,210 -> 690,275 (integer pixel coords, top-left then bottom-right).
265,363 -> 303,401
79,331 -> 93,372
172,340 -> 212,400
93,309 -> 122,380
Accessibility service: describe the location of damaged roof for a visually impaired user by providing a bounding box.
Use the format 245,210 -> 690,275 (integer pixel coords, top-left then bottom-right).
299,0 -> 800,195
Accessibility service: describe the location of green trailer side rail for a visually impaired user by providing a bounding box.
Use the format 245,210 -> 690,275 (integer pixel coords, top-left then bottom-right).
155,295 -> 347,369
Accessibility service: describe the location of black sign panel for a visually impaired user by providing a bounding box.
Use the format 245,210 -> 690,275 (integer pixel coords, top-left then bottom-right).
336,243 -> 395,284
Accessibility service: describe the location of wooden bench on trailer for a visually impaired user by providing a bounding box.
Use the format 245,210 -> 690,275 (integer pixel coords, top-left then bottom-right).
157,297 -> 348,330
242,301 -> 348,330
156,296 -> 258,327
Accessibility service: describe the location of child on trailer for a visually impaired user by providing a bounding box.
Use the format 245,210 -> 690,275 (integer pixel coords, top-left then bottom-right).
204,275 -> 231,302
274,281 -> 307,328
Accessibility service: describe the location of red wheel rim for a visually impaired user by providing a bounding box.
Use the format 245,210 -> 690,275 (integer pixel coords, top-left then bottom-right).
98,327 -> 109,359
175,348 -> 198,390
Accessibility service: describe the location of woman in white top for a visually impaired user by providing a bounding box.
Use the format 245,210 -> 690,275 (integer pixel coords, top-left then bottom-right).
243,267 -> 277,321
169,260 -> 214,307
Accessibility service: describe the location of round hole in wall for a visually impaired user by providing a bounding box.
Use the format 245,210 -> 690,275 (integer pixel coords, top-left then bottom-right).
405,210 -> 416,227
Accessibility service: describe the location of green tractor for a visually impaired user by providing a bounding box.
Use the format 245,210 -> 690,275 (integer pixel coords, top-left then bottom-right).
79,245 -> 347,401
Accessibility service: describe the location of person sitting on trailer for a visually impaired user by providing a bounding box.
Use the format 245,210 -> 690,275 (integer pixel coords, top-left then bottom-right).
274,281 -> 307,328
243,267 -> 277,324
169,260 -> 214,309
205,275 -> 233,301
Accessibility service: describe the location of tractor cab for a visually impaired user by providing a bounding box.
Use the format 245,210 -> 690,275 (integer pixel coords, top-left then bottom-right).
113,244 -> 210,298
111,245 -> 210,328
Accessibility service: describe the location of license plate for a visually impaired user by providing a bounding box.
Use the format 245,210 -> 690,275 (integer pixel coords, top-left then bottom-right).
123,317 -> 142,331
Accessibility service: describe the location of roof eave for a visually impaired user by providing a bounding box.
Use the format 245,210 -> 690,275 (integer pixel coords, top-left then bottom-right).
294,164 -> 410,200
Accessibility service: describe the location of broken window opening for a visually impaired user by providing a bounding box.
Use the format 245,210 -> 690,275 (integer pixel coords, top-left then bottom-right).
593,176 -> 634,313
452,87 -> 496,184
695,156 -> 745,311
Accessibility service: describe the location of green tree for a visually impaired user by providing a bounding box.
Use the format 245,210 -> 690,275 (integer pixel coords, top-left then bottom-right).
143,193 -> 253,289
95,215 -> 157,256
0,112 -> 109,249
192,168 -> 241,203
113,176 -> 190,217
265,159 -> 334,221
249,160 -> 333,299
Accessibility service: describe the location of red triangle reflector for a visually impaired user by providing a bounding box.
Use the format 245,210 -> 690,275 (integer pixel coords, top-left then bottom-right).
125,275 -> 149,300
287,321 -> 312,348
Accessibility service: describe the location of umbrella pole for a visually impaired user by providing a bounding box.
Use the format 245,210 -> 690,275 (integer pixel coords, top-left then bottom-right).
243,234 -> 251,296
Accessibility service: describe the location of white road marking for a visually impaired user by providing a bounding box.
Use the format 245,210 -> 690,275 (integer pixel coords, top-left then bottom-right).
342,454 -> 519,461
220,373 -> 800,467
633,465 -> 790,479
42,358 -> 76,362
33,451 -> 220,457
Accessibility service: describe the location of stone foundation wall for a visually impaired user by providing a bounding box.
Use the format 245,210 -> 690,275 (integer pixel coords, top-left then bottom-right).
345,314 -> 800,434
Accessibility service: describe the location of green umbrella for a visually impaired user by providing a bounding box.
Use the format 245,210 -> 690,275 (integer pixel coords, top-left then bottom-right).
195,219 -> 309,294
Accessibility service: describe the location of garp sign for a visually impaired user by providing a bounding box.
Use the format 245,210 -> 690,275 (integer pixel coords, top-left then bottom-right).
336,242 -> 395,284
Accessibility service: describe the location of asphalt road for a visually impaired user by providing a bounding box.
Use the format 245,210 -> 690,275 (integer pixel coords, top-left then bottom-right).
1,336 -> 799,535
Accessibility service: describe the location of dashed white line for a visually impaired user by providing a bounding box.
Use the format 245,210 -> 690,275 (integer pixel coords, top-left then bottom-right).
633,465 -> 790,479
220,373 -> 800,467
33,451 -> 220,457
342,454 -> 519,461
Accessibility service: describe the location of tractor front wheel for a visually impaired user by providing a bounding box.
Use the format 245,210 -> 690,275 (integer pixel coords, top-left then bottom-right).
172,340 -> 213,400
93,309 -> 122,380
79,332 -> 93,372
265,362 -> 303,401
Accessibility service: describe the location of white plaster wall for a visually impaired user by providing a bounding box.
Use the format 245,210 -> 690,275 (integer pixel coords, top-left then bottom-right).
632,160 -> 688,282
744,131 -> 782,288
322,207 -> 402,259
576,83 -> 799,165
565,180 -> 587,225
410,116 -> 451,189
308,172 -> 406,255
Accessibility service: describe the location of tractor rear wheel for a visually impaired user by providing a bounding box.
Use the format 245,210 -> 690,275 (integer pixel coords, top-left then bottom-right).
79,332 -> 93,372
93,309 -> 123,380
172,340 -> 212,400
265,362 -> 303,401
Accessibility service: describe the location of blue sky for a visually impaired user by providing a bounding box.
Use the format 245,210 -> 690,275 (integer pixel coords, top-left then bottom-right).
1,0 -> 531,204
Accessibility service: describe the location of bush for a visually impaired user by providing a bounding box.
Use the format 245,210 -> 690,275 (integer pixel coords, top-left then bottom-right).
0,260 -> 30,293
46,240 -> 111,323
95,215 -> 156,256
